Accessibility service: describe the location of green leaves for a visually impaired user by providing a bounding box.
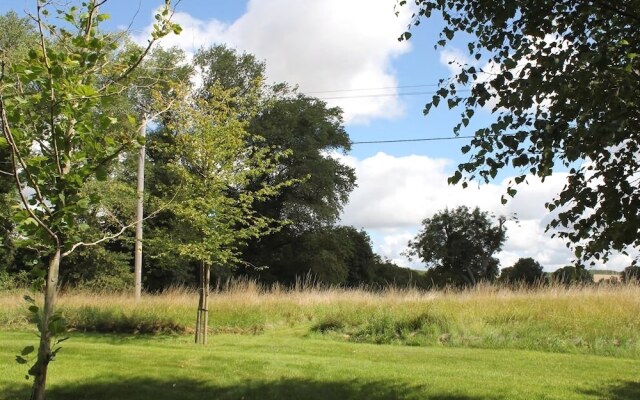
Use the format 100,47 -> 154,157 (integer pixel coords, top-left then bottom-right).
21,345 -> 35,356
403,0 -> 640,263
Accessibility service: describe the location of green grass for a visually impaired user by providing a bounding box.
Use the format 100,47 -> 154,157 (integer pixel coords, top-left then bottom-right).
2,283 -> 640,357
1,330 -> 639,400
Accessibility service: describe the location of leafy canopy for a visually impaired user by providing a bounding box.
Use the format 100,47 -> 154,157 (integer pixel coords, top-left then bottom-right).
399,0 -> 640,265
406,206 -> 506,287
499,257 -> 544,286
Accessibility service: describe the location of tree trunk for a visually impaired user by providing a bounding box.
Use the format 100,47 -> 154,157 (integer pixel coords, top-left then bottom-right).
195,261 -> 211,344
30,247 -> 61,400
134,116 -> 147,301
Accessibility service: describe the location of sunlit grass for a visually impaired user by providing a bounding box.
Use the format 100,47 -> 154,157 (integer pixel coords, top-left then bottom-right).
1,280 -> 639,357
1,331 -> 640,400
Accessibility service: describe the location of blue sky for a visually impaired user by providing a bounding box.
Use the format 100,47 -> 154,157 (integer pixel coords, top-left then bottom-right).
2,0 -> 633,271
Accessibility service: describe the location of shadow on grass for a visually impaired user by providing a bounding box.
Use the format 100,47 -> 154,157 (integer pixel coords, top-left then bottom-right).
578,380 -> 640,400
2,377 -> 503,400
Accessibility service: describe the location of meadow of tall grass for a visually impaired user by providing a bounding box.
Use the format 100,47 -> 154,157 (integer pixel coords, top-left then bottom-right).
1,280 -> 638,357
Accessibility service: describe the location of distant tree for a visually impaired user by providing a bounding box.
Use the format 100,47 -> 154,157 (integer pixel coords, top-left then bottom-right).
247,92 -> 356,231
551,266 -> 593,285
500,257 -> 545,286
143,45 -> 356,286
620,266 -> 640,283
398,0 -> 640,265
239,91 -> 356,282
369,260 -> 427,289
406,206 -> 506,287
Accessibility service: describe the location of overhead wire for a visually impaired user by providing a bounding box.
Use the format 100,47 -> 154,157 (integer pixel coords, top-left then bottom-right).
303,83 -> 441,94
300,82 -> 485,146
350,135 -> 476,145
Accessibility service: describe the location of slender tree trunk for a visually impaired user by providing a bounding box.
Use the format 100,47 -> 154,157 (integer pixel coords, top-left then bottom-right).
195,262 -> 203,344
203,263 -> 210,344
134,116 -> 147,301
195,261 -> 211,344
30,247 -> 61,400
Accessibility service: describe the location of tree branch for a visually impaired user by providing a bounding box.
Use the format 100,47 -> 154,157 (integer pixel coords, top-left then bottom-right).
33,3 -> 64,177
0,102 -> 59,246
588,0 -> 640,23
83,0 -> 109,39
0,97 -> 53,217
113,0 -> 181,83
62,187 -> 180,257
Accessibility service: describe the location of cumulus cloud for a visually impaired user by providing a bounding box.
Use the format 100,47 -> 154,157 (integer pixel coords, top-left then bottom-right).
133,0 -> 412,124
336,152 -> 635,272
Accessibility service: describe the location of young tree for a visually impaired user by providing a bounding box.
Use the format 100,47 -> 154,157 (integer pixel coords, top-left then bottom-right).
166,84 -> 291,344
406,206 -> 506,287
192,46 -> 356,283
398,0 -> 640,264
0,2 -> 180,398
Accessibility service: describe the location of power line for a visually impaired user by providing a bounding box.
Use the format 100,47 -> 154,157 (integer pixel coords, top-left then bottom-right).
304,83 -> 441,94
351,135 -> 476,145
316,89 -> 470,101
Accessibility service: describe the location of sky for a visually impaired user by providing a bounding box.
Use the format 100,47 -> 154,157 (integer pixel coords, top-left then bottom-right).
2,0 -> 634,271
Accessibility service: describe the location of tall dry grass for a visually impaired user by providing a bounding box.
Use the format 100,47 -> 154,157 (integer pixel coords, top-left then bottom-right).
1,280 -> 639,356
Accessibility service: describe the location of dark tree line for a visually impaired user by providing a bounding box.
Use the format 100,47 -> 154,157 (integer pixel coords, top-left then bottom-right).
0,22 -> 418,291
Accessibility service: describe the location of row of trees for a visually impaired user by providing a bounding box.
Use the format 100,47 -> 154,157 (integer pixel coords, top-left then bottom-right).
0,8 -> 426,297
0,2 -> 408,396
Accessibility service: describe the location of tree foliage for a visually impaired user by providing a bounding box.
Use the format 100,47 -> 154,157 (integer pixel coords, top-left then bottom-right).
399,0 -> 640,264
551,265 -> 593,285
0,1 -> 180,398
248,92 -> 356,230
620,265 -> 640,283
406,206 -> 506,287
499,257 -> 544,286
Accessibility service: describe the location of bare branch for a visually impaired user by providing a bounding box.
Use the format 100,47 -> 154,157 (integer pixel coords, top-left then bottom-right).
33,3 -> 64,177
113,0 -> 181,83
62,187 -> 181,257
0,97 -> 53,217
1,102 -> 59,245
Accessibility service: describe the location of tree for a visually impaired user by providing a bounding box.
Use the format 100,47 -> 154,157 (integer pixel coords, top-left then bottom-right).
406,206 -> 506,287
620,265 -> 640,283
399,1 -> 640,264
164,84 -> 291,344
551,266 -> 593,285
0,2 -> 180,398
191,46 -> 356,282
0,12 -> 38,272
248,92 -> 356,230
499,257 -> 544,286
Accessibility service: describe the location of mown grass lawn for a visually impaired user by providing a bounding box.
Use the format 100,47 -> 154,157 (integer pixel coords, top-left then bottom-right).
1,330 -> 639,400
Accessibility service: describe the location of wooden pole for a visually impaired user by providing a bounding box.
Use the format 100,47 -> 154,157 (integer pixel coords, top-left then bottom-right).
134,116 -> 147,301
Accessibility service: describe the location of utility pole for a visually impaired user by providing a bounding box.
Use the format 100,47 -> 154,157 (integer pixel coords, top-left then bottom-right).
134,115 -> 147,300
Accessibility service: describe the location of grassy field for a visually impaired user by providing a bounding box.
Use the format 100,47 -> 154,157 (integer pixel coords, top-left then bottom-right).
1,283 -> 639,399
1,331 -> 640,400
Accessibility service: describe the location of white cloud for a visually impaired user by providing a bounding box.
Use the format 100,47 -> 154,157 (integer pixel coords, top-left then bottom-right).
439,47 -> 472,77
437,34 -> 574,113
338,152 -> 633,272
134,0 -> 412,124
